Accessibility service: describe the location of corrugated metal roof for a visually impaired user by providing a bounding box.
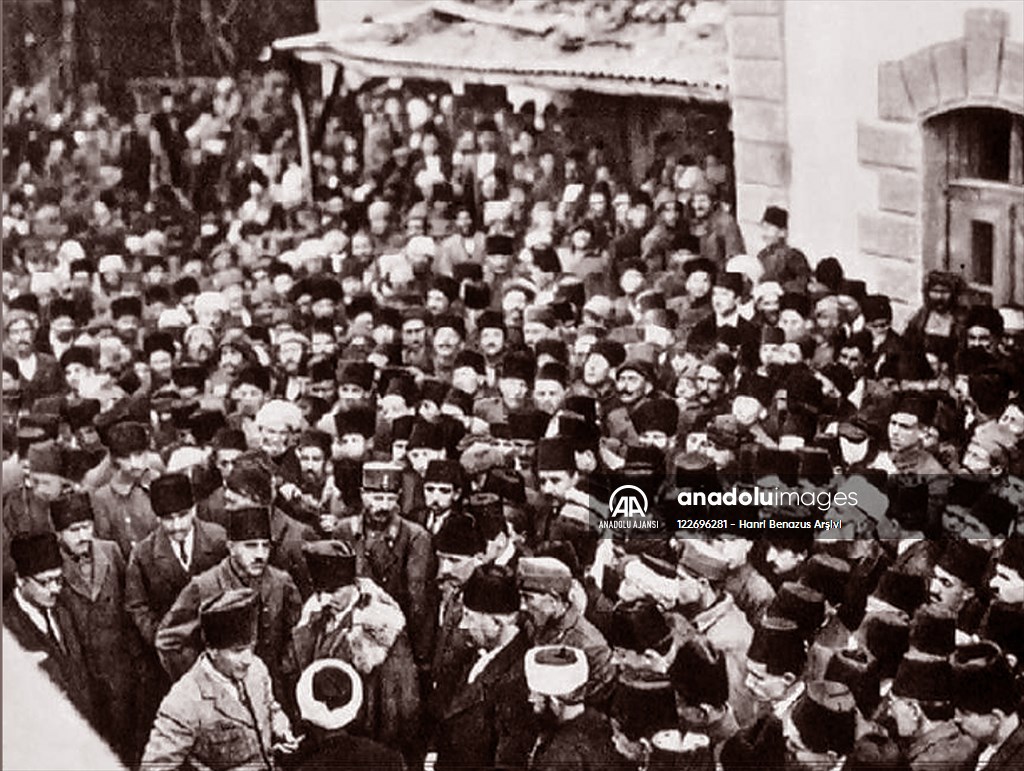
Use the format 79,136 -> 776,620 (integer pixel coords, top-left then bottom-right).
276,0 -> 728,102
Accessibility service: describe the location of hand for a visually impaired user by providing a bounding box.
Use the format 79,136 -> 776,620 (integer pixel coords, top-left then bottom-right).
273,731 -> 303,755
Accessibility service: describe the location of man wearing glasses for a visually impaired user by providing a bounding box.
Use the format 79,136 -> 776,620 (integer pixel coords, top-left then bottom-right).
5,531 -> 95,723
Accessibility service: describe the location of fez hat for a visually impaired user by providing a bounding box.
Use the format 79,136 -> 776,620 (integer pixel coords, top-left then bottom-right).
748,616 -> 806,676
669,636 -> 729,708
802,554 -> 851,606
302,541 -> 356,593
50,492 -> 93,531
892,653 -> 951,703
951,641 -> 1016,714
424,459 -> 463,487
334,407 -> 376,439
631,398 -> 679,436
11,532 -> 62,577
790,681 -> 856,756
607,600 -> 672,655
535,437 -> 575,472
463,564 -> 519,614
861,611 -> 909,679
908,605 -> 955,657
150,473 -> 196,517
103,419 -> 149,457
769,582 -> 826,638
434,513 -> 485,557
339,361 -> 375,391
936,537 -> 990,589
824,647 -> 880,717
200,588 -> 258,650
227,506 -> 272,542
762,206 -> 788,229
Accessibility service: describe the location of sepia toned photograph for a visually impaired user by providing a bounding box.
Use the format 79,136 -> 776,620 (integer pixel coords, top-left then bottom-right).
1,1 -> 1022,769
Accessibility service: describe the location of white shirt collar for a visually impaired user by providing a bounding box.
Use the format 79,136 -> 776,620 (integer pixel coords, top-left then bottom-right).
467,632 -> 516,685
14,587 -> 52,638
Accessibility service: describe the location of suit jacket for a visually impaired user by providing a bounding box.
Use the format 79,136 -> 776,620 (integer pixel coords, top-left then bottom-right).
291,731 -> 404,771
4,592 -> 96,724
20,352 -> 66,407
530,606 -> 615,708
125,518 -> 229,647
529,708 -> 632,771
61,538 -> 142,755
337,513 -> 437,667
142,653 -> 281,771
290,588 -> 422,754
155,558 -> 302,695
983,722 -> 1024,770
434,631 -> 536,771
91,470 -> 160,559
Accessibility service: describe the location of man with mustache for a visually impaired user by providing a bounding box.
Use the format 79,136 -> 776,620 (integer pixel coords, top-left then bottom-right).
336,462 -> 437,679
144,588 -> 301,771
91,421 -> 160,560
126,472 -> 229,750
474,350 -> 536,427
291,541 -> 422,764
155,505 -> 302,707
52,491 -> 142,763
516,556 -> 614,709
5,306 -> 65,408
432,564 -> 535,771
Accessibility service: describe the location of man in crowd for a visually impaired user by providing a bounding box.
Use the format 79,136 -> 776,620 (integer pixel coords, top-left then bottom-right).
4,72 -> 1023,771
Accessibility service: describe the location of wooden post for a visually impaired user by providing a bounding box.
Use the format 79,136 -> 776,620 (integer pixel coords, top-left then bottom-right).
292,89 -> 313,205
313,64 -> 344,153
286,59 -> 314,205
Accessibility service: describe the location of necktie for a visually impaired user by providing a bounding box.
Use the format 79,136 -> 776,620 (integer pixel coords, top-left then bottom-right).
45,610 -> 66,656
175,541 -> 189,570
235,679 -> 272,771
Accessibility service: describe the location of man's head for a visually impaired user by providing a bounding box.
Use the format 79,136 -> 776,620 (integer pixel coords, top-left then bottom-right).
525,645 -> 589,721
255,400 -> 303,458
360,462 -> 403,529
761,206 -> 788,249
435,514 -> 485,592
517,556 -> 573,631
150,472 -> 196,544
12,532 -> 64,609
226,506 -> 273,580
744,616 -> 806,704
51,492 -> 95,559
296,430 -> 331,487
201,588 -> 259,680
7,314 -> 37,358
952,642 -> 1017,745
535,438 -> 577,504
616,360 -> 653,406
888,395 -> 931,454
107,422 -> 150,481
929,539 -> 989,614
423,460 -> 462,514
990,538 -> 1024,605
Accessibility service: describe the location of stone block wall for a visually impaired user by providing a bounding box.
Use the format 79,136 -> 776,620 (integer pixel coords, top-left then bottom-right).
856,8 -> 1021,312
725,0 -> 790,251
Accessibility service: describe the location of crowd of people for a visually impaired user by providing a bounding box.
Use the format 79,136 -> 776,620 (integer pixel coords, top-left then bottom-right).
2,69 -> 1024,771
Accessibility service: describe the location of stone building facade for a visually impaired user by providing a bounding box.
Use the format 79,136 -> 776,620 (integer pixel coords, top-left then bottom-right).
726,0 -> 1023,318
